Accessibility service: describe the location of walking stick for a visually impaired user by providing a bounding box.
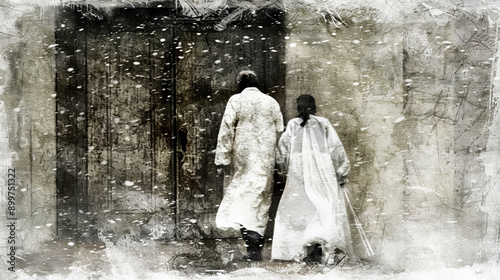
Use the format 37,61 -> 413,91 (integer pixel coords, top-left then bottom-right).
341,186 -> 375,257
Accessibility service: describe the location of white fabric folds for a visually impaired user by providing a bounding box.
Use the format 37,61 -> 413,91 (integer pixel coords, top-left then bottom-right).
271,115 -> 351,262
215,87 -> 283,236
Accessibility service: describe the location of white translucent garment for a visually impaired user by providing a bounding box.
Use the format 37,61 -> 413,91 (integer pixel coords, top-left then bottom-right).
271,115 -> 351,262
215,87 -> 284,235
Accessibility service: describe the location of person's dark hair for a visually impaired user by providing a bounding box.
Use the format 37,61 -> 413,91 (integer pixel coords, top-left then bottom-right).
297,94 -> 317,127
237,70 -> 258,91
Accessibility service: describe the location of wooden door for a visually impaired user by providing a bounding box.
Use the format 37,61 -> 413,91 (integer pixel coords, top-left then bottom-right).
56,6 -> 177,239
55,5 -> 285,241
173,20 -> 286,238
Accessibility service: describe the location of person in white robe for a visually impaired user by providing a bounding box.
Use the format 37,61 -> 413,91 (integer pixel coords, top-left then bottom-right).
271,94 -> 351,264
215,70 -> 284,261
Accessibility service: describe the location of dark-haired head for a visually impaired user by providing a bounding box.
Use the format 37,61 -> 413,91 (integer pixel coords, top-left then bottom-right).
237,70 -> 259,91
297,94 -> 317,127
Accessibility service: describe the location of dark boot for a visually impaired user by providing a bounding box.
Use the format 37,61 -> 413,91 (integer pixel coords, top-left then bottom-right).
303,243 -> 322,264
243,246 -> 263,262
240,227 -> 264,262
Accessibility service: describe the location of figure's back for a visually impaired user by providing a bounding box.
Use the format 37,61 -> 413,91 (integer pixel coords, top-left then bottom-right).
230,87 -> 282,167
287,116 -> 330,155
235,88 -> 280,131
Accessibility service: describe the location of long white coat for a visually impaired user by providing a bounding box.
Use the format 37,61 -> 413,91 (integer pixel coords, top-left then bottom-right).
271,115 -> 351,262
215,87 -> 283,235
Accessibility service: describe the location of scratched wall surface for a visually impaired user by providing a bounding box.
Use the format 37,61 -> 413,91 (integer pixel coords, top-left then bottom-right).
281,5 -> 497,270
0,6 -> 57,255
1,0 -> 500,275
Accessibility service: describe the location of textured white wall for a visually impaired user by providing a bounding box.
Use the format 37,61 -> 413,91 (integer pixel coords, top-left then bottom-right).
282,4 -> 499,270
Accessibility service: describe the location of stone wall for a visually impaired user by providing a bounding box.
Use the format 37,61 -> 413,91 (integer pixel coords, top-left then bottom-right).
0,5 -> 57,258
283,4 -> 497,270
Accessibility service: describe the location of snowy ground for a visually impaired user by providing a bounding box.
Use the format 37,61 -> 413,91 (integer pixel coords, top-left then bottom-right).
5,238 -> 500,280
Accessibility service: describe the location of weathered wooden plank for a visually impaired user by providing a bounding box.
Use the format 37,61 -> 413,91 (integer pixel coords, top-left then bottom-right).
149,28 -> 176,214
55,6 -> 89,237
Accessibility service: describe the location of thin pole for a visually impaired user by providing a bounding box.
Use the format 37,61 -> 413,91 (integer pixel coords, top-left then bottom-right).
342,187 -> 375,257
